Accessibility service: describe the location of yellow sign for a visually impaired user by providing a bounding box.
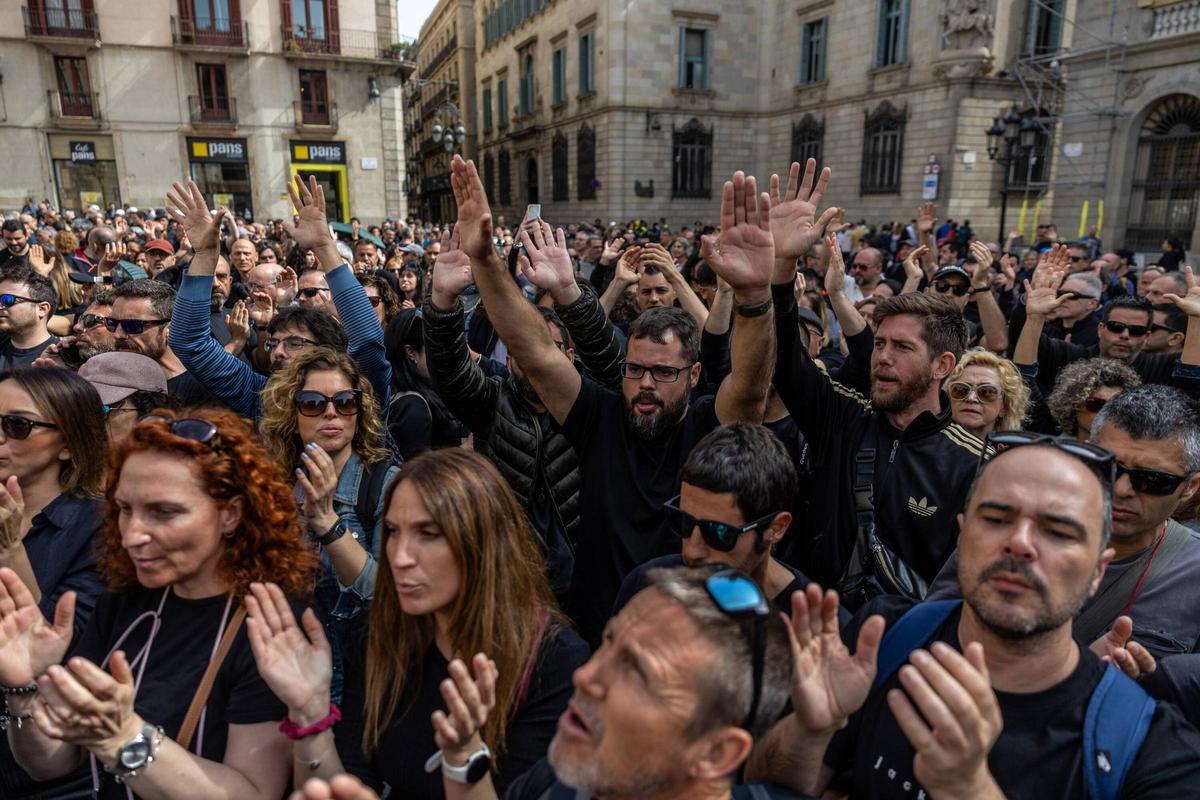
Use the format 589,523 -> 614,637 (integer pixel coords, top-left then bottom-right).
80,191 -> 102,206
191,141 -> 209,158
213,193 -> 234,208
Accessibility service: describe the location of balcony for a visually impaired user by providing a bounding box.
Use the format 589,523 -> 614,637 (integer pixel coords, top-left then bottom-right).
23,5 -> 99,41
1150,0 -> 1200,39
419,36 -> 457,80
172,16 -> 249,49
281,25 -> 408,62
47,89 -> 101,122
188,95 -> 238,126
293,100 -> 338,131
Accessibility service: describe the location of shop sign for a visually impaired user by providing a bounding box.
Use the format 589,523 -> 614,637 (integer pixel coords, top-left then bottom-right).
188,138 -> 248,163
291,140 -> 346,164
70,142 -> 96,163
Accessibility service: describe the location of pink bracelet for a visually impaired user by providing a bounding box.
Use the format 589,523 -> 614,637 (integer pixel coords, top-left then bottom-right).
279,704 -> 341,740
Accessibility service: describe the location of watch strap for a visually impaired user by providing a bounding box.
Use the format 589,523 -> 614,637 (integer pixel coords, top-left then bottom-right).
735,296 -> 774,317
317,520 -> 349,547
425,744 -> 493,784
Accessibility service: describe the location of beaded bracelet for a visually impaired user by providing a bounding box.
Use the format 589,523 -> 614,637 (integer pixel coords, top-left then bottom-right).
1,683 -> 37,696
0,712 -> 33,731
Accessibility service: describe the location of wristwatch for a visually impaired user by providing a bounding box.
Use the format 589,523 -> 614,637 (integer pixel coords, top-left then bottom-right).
104,722 -> 164,783
441,744 -> 493,784
316,519 -> 351,547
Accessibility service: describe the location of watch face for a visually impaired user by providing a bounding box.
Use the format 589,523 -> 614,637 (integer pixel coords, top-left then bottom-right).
120,740 -> 150,769
465,752 -> 492,784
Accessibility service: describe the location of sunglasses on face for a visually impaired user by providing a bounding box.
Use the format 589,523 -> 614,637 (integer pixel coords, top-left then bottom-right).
79,313 -> 109,329
365,295 -> 383,307
1069,255 -> 1087,262
0,294 -> 37,308
704,568 -> 769,731
663,495 -> 780,552
138,415 -> 220,444
948,382 -> 1002,403
984,431 -> 1116,488
103,318 -> 169,335
293,389 -> 362,417
1083,396 -> 1109,413
934,281 -> 969,297
619,361 -> 691,383
1102,320 -> 1149,338
0,413 -> 58,440
1150,322 -> 1185,335
1115,462 -> 1191,496
1057,290 -> 1094,301
297,287 -> 327,299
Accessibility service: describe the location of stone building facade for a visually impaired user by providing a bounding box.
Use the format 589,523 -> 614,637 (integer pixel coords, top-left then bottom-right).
1,0 -> 413,221
406,0 -> 1200,257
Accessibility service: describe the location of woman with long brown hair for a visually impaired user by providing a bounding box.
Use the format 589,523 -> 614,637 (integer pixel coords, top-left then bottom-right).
245,448 -> 588,798
0,408 -> 317,799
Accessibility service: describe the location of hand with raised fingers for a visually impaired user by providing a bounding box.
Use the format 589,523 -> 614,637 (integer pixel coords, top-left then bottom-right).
431,224 -> 475,308
887,642 -> 1003,800
823,233 -> 847,298
226,300 -> 251,343
0,568 -> 74,688
28,244 -> 51,276
449,156 -> 496,261
1023,258 -> 1069,319
99,241 -> 127,269
785,583 -> 884,736
903,245 -> 930,282
917,203 -> 938,236
294,443 -> 339,536
166,180 -> 227,254
0,477 -> 24,552
1163,265 -> 1200,318
519,221 -> 577,301
281,175 -> 334,252
968,242 -> 995,292
701,171 -> 775,302
431,653 -> 498,767
1090,616 -> 1157,681
642,243 -> 681,284
601,236 -> 623,264
615,245 -> 642,286
245,582 -> 333,725
248,290 -> 275,327
1034,243 -> 1071,282
769,159 -> 839,266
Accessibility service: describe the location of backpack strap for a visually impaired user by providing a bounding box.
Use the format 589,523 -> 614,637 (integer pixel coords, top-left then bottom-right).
1083,664 -> 1156,800
872,600 -> 962,689
355,458 -> 395,540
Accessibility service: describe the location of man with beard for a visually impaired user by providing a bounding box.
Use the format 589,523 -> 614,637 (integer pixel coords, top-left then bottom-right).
451,155 -> 777,646
0,219 -> 31,269
424,222 -> 623,599
0,268 -> 58,370
165,177 -> 386,419
36,289 -> 118,369
109,279 -> 210,404
749,440 -> 1200,799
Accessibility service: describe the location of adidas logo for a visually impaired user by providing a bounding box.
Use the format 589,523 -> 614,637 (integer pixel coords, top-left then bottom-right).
908,497 -> 938,517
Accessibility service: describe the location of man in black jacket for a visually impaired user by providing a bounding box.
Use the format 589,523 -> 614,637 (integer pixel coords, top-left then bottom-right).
422,223 -> 623,598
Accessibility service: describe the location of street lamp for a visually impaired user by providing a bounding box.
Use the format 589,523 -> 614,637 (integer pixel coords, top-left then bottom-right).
985,105 -> 1039,241
415,77 -> 467,155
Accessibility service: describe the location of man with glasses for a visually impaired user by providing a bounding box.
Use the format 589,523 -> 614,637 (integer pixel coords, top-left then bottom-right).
751,436 -> 1200,799
1146,270 -> 1188,306
850,247 -> 884,299
165,177 -> 387,419
297,270 -> 338,319
0,267 -> 57,370
1044,273 -> 1102,348
1146,304 -> 1187,354
110,279 -> 209,404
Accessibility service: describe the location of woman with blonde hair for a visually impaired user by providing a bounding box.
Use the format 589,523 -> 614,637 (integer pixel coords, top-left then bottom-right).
942,348 -> 1030,439
259,347 -> 399,698
27,242 -> 85,315
245,448 -> 587,798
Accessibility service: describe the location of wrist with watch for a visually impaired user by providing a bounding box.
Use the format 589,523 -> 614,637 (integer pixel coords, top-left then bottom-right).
104,721 -> 164,783
313,518 -> 357,548
425,742 -> 493,785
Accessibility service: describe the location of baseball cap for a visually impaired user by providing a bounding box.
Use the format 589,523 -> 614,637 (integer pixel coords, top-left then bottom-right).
932,265 -> 971,282
79,352 -> 168,405
797,306 -> 824,334
144,238 -> 174,255
399,243 -> 426,257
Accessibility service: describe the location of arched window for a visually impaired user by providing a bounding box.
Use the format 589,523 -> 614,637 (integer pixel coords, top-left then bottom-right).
672,117 -> 713,199
552,131 -> 568,201
1127,94 -> 1200,250
791,114 -> 824,173
861,101 -> 906,195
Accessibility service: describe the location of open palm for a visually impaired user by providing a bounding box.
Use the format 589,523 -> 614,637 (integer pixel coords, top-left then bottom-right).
0,569 -> 72,687
166,180 -> 226,253
245,583 -> 332,715
702,172 -> 775,293
1164,265 -> 1200,317
283,175 -> 332,251
450,156 -> 495,260
432,224 -> 474,300
519,221 -> 574,292
769,160 -> 837,263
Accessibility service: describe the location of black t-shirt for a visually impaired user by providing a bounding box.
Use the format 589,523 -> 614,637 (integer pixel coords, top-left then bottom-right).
0,250 -> 30,270
559,379 -> 720,646
501,758 -> 813,799
0,334 -> 57,371
167,368 -> 217,406
68,587 -> 290,799
826,596 -> 1200,799
337,623 -> 589,799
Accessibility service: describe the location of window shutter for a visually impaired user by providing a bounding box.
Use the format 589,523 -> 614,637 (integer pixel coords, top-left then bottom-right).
702,29 -> 710,89
328,0 -> 340,50
678,27 -> 686,88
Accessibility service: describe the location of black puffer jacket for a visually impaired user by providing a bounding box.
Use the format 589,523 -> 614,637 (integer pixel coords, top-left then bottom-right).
422,285 -> 623,594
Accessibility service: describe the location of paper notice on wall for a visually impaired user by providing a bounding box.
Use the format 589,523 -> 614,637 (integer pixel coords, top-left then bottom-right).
80,191 -> 102,206
213,193 -> 234,208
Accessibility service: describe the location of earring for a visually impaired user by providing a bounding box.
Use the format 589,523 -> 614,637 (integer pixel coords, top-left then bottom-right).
223,529 -> 236,539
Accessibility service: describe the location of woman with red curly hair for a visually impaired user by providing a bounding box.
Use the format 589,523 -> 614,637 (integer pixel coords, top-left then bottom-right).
0,408 -> 317,800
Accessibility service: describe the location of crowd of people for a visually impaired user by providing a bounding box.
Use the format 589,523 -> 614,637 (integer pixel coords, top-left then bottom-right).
0,152 -> 1198,800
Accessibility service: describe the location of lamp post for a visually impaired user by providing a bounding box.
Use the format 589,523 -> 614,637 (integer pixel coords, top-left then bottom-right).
985,104 -> 1037,242
411,77 -> 466,153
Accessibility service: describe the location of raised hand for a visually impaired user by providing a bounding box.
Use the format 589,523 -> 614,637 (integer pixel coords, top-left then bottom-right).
431,224 -> 474,308
0,477 -> 25,553
967,242 -> 995,293
449,155 -> 495,261
1022,254 -> 1069,319
28,244 -> 51,277
99,241 -> 127,270
518,221 -> 577,299
0,568 -> 73,688
641,243 -> 680,282
769,159 -> 839,268
785,584 -> 884,735
1089,616 -> 1157,681
903,245 -> 930,282
245,582 -> 333,724
431,653 -> 498,764
823,233 -> 846,298
225,300 -> 251,344
166,180 -> 227,254
1163,265 -> 1200,318
701,171 -> 775,301
248,290 -> 275,328
600,236 -> 623,264
294,444 -> 339,536
614,245 -> 642,285
887,642 -> 1003,799
1034,243 -> 1070,281
917,202 -> 938,236
282,175 -> 334,253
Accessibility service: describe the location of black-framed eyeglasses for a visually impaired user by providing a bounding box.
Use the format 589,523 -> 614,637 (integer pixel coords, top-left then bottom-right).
704,569 -> 769,732
933,281 -> 970,297
263,335 -> 318,353
983,431 -> 1116,488
0,294 -> 37,309
79,313 -> 109,330
103,318 -> 170,335
0,414 -> 58,440
1116,462 -> 1192,497
297,287 -> 328,299
663,495 -> 780,552
294,390 -> 362,417
948,382 -> 1001,403
1101,320 -> 1149,338
619,361 -> 691,383
138,415 -> 219,444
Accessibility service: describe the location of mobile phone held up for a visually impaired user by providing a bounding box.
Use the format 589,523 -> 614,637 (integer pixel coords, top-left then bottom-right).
519,204 -> 541,262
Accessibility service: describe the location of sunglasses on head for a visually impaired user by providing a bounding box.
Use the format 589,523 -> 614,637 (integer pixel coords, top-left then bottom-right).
0,413 -> 58,440
663,495 -> 780,552
137,415 -> 219,444
1102,320 -> 1149,338
934,280 -> 969,297
293,390 -> 362,417
297,287 -> 326,299
984,431 -> 1116,488
1116,462 -> 1192,496
0,293 -> 37,309
103,318 -> 169,335
704,568 -> 769,731
948,382 -> 1001,403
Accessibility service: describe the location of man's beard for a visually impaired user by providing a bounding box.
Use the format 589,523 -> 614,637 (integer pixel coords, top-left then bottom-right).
116,335 -> 164,361
964,556 -> 1089,641
870,362 -> 932,413
210,291 -> 227,313
77,336 -> 114,360
547,732 -> 672,798
624,390 -> 688,440
512,370 -> 540,406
